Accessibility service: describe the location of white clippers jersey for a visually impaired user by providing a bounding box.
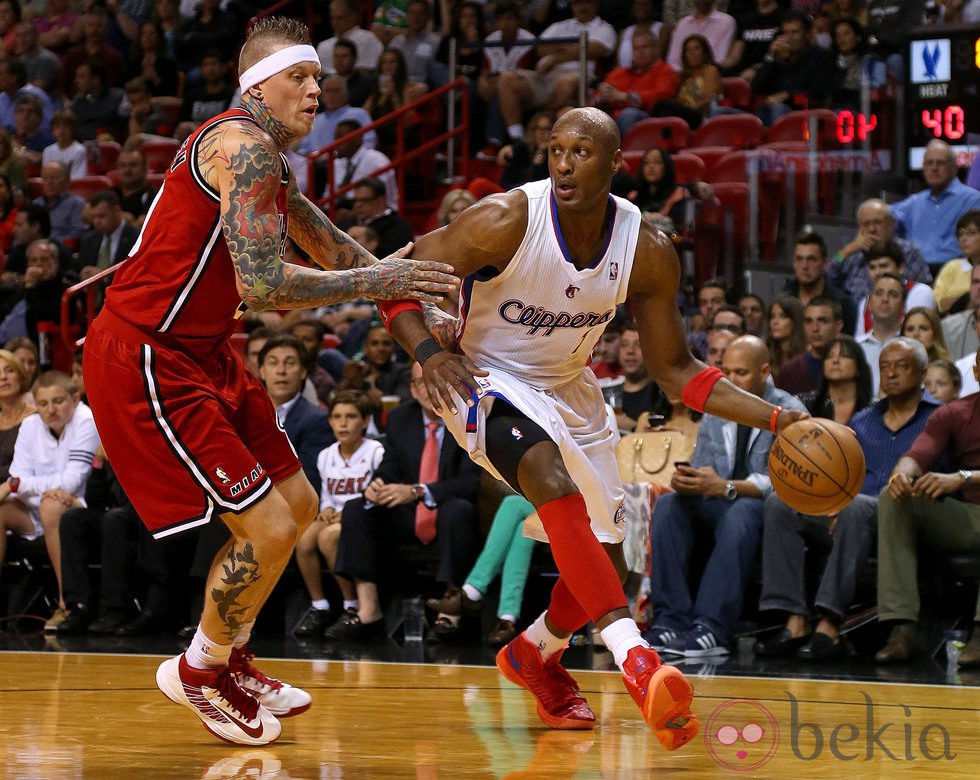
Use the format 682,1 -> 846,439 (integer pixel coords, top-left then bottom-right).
458,179 -> 640,389
316,438 -> 384,512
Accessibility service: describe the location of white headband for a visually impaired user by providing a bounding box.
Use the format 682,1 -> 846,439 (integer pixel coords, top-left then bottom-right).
239,44 -> 319,93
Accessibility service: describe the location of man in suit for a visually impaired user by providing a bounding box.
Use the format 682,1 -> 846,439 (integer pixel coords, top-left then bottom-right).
257,333 -> 333,493
645,336 -> 807,657
74,190 -> 139,295
327,360 -> 482,641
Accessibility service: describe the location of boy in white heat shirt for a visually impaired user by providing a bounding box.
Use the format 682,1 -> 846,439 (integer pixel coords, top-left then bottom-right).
292,390 -> 383,637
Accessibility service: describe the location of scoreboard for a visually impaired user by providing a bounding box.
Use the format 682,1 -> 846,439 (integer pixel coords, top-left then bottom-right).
907,24 -> 980,170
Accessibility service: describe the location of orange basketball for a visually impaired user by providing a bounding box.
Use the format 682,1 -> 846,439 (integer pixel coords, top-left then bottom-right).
768,418 -> 866,515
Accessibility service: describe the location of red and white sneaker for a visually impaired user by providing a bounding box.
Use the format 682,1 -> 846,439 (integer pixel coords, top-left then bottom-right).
496,633 -> 596,730
156,654 -> 281,746
621,646 -> 700,751
229,647 -> 312,718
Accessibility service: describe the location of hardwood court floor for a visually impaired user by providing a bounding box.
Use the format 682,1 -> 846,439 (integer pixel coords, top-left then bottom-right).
1,650 -> 978,778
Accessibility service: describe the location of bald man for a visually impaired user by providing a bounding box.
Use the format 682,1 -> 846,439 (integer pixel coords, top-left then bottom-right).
379,107 -> 807,749
828,198 -> 932,301
648,336 -> 806,658
83,18 -> 458,746
892,139 -> 980,272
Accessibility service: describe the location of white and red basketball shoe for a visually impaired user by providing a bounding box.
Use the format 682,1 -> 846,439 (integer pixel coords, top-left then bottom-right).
156,653 -> 281,746
229,646 -> 313,718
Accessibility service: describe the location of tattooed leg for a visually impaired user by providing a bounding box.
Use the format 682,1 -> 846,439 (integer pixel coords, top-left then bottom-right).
200,472 -> 319,645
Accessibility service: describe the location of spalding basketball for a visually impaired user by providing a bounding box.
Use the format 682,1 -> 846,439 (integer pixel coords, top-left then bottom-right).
768,419 -> 866,516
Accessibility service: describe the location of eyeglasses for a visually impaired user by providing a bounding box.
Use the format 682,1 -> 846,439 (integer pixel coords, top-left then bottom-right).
715,723 -> 765,746
711,323 -> 742,333
353,195 -> 380,204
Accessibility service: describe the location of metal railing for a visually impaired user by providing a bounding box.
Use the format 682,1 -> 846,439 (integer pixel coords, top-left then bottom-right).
308,77 -> 471,217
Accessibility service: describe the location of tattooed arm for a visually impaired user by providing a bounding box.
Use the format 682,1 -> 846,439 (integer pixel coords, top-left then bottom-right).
202,120 -> 458,311
285,178 -> 377,271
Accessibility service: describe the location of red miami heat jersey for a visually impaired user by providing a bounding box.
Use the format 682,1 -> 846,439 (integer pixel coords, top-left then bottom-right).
101,109 -> 289,354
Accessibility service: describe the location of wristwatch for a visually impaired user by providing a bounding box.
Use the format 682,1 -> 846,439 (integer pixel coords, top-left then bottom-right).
724,481 -> 737,501
7,475 -> 19,493
412,483 -> 426,501
958,469 -> 973,486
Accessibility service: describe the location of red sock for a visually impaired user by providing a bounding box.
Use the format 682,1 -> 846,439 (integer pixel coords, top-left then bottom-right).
547,577 -> 590,634
538,493 -> 627,625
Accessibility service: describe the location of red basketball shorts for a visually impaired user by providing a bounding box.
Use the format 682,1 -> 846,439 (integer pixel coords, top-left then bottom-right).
83,314 -> 302,538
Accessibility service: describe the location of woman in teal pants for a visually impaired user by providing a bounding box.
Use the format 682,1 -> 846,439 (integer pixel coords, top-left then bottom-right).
428,494 -> 537,645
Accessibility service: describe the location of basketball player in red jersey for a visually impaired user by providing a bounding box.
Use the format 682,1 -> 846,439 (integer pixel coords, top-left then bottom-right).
82,18 -> 460,746
379,108 -> 808,750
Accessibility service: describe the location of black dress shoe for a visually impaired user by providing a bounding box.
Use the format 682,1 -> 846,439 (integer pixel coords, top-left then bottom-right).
292,606 -> 330,637
116,611 -> 170,636
89,608 -> 138,635
797,631 -> 847,661
177,623 -> 197,639
324,610 -> 385,642
55,605 -> 95,635
427,616 -> 461,643
755,628 -> 811,657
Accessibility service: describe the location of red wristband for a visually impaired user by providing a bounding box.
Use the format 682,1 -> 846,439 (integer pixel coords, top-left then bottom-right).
681,366 -> 724,412
377,299 -> 422,332
770,405 -> 782,435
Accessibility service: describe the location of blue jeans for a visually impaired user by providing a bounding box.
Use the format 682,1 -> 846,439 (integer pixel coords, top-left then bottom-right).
649,493 -> 764,642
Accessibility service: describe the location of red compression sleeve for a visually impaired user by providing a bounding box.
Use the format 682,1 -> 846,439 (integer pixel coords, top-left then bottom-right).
538,493 -> 627,625
377,299 -> 422,332
548,577 -> 591,634
681,365 -> 724,412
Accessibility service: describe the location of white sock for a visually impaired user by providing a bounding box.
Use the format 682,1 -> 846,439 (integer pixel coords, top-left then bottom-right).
311,599 -> 329,611
524,612 -> 568,660
343,599 -> 359,611
601,617 -> 648,670
508,123 -> 524,140
462,583 -> 483,602
499,613 -> 518,624
232,620 -> 255,650
185,626 -> 232,669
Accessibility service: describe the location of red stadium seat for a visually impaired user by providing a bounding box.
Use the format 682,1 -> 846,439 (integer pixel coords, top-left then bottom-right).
140,139 -> 181,174
671,152 -> 706,183
720,77 -> 754,111
146,172 -> 166,189
622,117 -> 690,153
708,149 -> 785,185
766,109 -> 839,146
680,146 -> 733,177
92,141 -> 121,174
691,114 -> 764,149
711,173 -> 782,263
68,175 -> 114,200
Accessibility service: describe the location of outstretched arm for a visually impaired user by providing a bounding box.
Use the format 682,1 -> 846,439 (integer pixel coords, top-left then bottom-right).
385,192 -> 528,412
629,223 -> 804,433
203,121 -> 458,311
285,179 -> 376,271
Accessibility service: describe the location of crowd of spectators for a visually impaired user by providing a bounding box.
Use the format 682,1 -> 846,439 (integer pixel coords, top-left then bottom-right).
1,0 -> 980,670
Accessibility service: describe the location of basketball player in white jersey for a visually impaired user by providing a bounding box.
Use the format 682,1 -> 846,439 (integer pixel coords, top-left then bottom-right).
377,107 -> 808,750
